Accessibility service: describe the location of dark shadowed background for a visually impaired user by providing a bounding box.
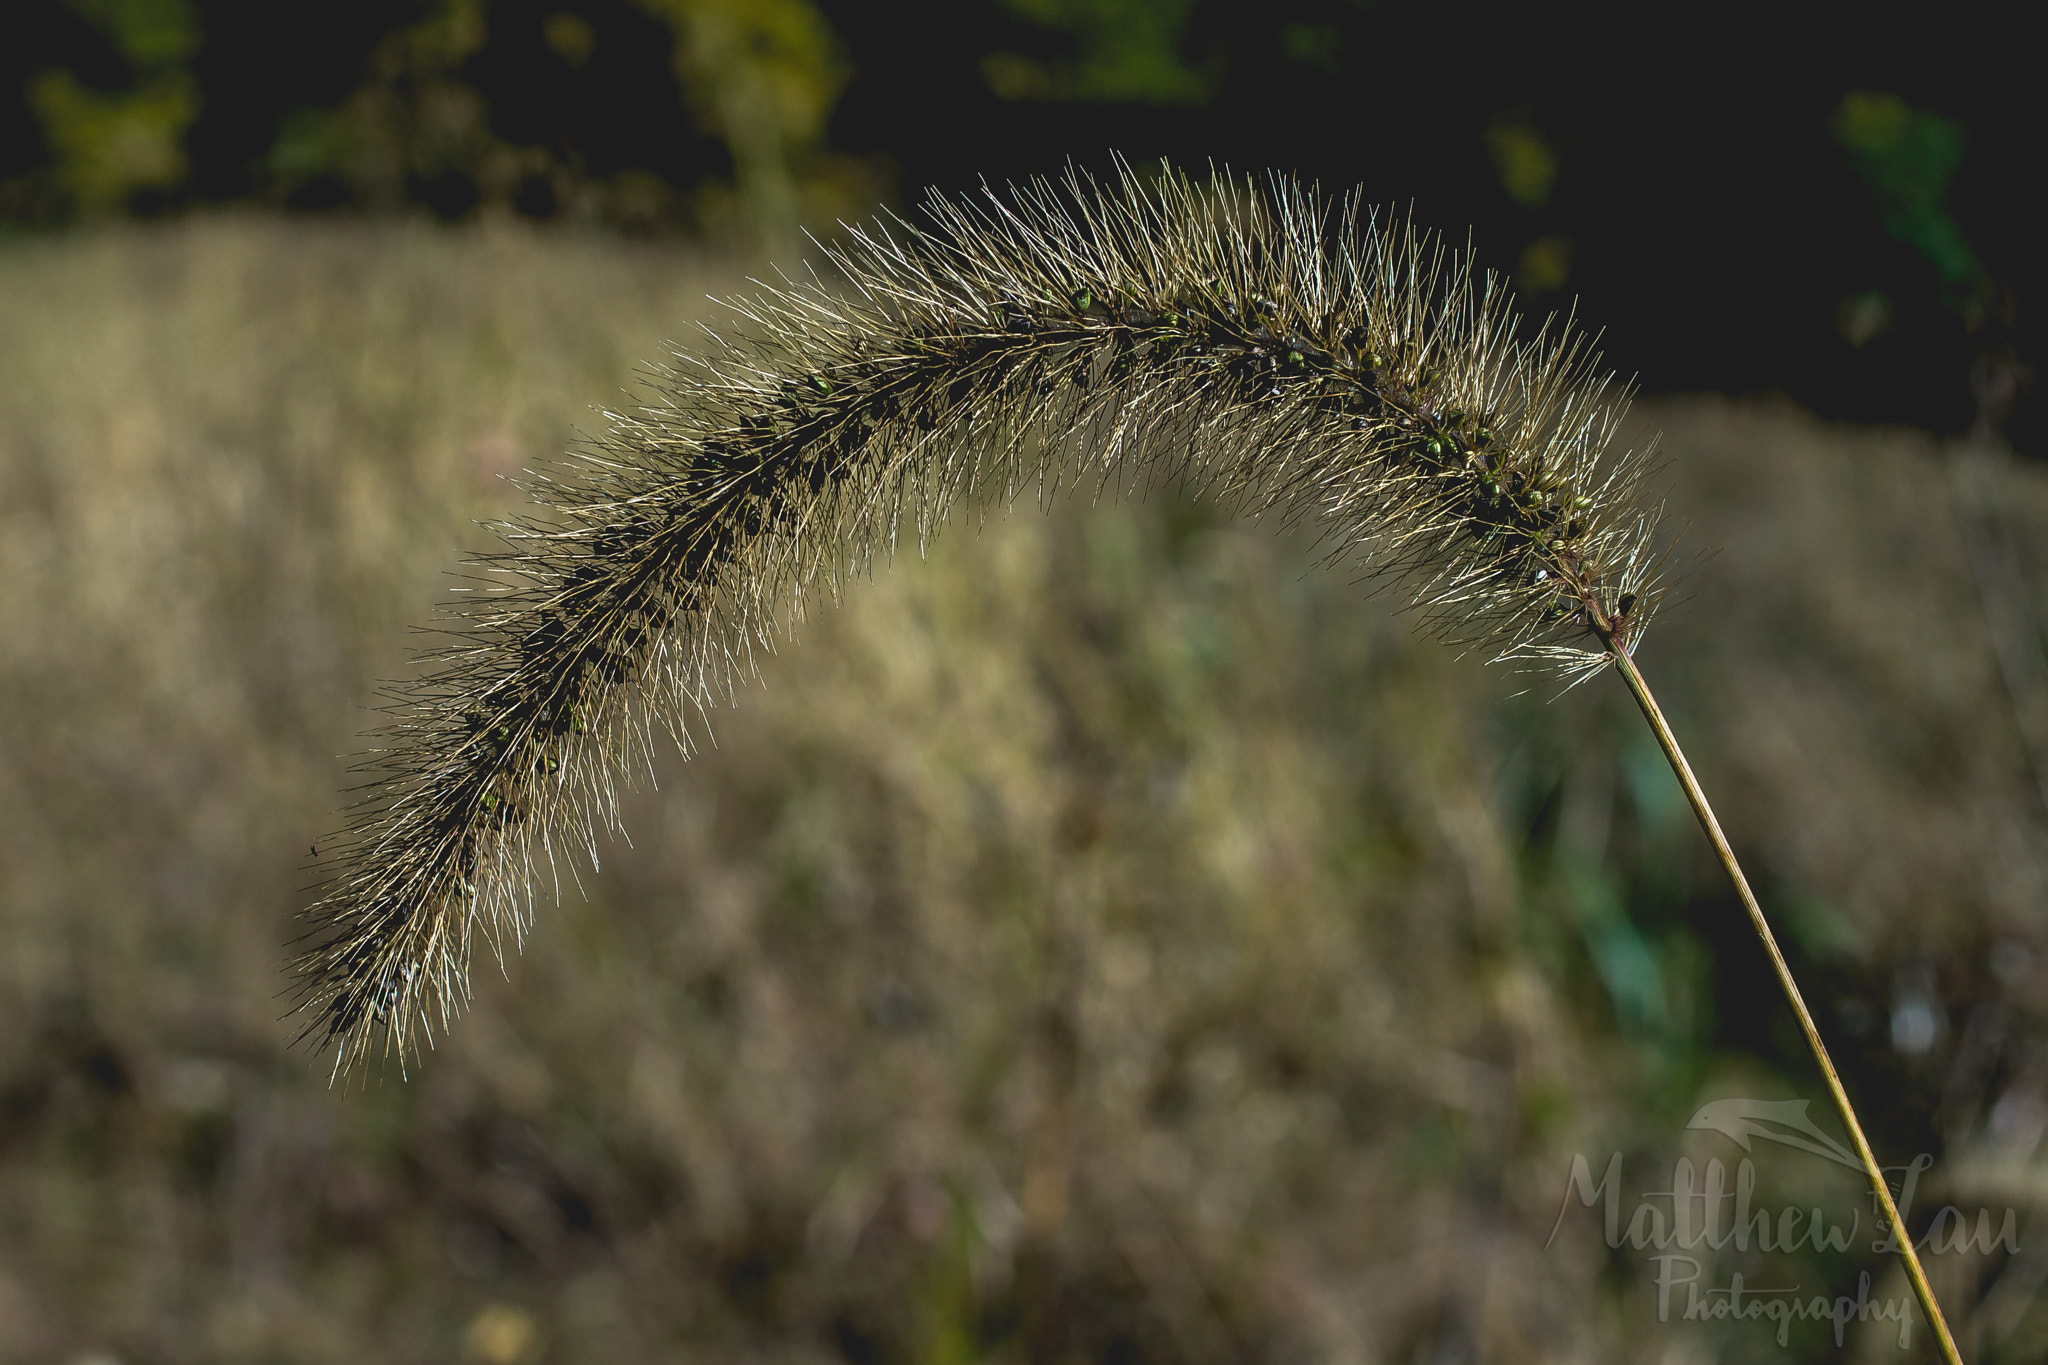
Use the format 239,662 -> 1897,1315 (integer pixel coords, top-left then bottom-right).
6,0 -> 2040,448
2,3 -> 2045,1362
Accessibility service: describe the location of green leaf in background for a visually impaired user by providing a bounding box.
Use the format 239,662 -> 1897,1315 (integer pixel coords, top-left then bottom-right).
1485,108 -> 1572,296
261,0 -> 493,215
981,0 -> 1217,104
256,0 -> 853,239
68,0 -> 200,66
1277,20 -> 1342,73
1485,111 -> 1557,208
1832,90 -> 1990,315
25,0 -> 200,215
639,0 -> 850,240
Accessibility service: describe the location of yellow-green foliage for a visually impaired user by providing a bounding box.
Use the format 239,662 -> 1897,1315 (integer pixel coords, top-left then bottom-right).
982,0 -> 1216,104
24,0 -> 201,214
265,0 -> 854,237
1832,90 -> 1991,315
642,0 -> 850,237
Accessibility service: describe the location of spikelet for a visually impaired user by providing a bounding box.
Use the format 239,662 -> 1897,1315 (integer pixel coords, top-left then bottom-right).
296,161 -> 1667,1073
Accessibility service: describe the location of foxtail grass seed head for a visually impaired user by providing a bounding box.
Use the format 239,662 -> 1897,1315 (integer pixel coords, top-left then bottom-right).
297,161 -> 1667,1074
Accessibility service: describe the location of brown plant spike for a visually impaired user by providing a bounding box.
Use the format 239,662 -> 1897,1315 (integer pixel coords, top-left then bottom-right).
297,162 -> 1667,1071
297,160 -> 1966,1359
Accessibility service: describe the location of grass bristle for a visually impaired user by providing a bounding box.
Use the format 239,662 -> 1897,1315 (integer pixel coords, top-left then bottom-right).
297,160 -> 1667,1073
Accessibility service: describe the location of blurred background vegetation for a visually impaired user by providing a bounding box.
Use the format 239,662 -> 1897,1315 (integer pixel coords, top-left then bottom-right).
4,0 -> 2039,447
2,3 -> 2046,1362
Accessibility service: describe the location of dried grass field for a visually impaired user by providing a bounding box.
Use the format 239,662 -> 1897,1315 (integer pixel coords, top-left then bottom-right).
1,216 -> 2045,1363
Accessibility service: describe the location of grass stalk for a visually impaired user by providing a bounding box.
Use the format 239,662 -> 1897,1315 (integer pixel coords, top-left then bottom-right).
299,161 -> 1674,1069
300,175 -> 1975,1362
1602,637 -> 1965,1365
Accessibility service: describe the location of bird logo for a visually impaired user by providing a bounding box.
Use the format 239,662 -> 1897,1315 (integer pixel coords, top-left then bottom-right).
1686,1098 -> 1862,1171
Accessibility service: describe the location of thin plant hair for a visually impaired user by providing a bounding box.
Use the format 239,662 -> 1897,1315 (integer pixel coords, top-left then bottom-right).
294,160 -> 1962,1361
